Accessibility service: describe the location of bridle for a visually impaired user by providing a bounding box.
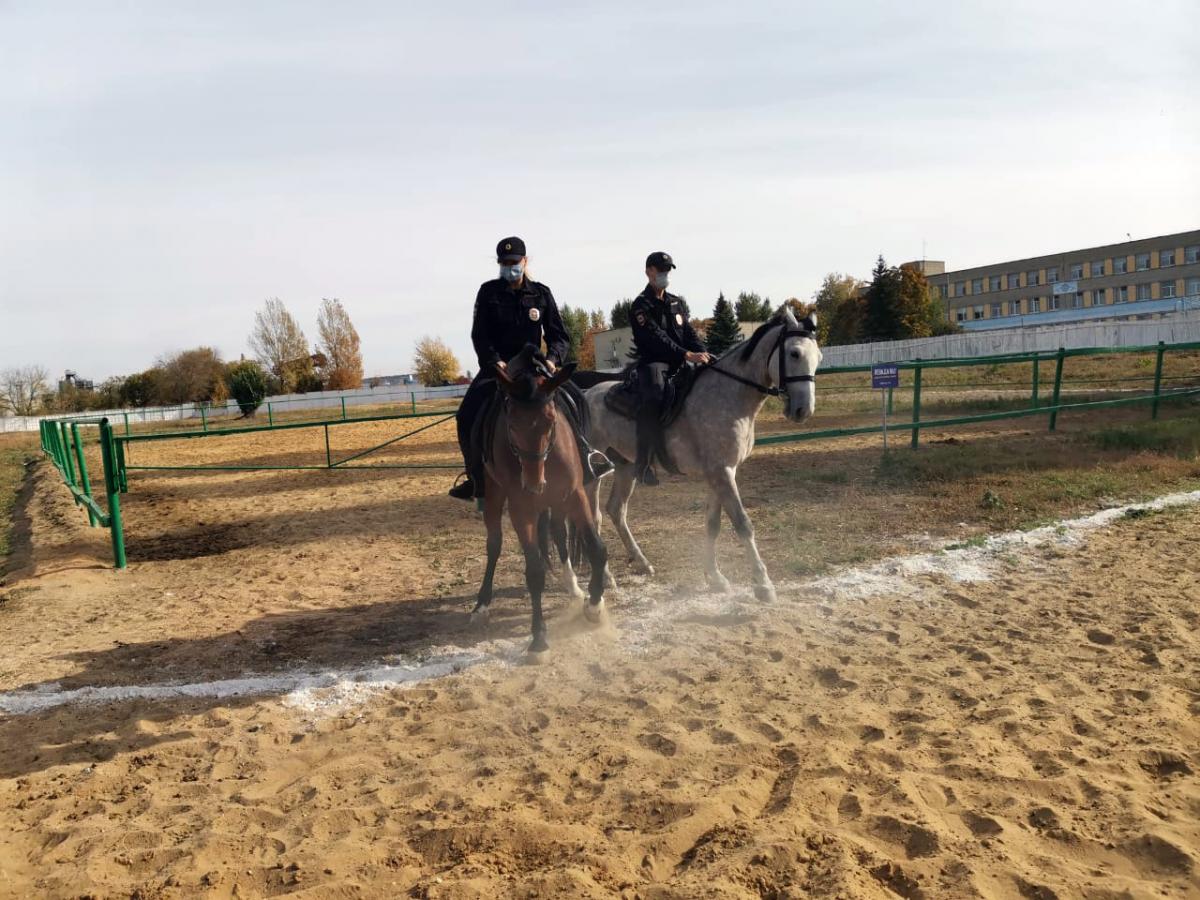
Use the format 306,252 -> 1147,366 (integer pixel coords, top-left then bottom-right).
505,397 -> 557,463
704,321 -> 818,398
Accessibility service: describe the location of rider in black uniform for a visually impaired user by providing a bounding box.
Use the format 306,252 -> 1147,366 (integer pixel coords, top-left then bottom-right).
449,236 -> 608,500
628,251 -> 713,485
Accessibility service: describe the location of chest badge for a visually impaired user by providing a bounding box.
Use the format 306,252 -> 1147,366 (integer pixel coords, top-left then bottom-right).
675,313 -> 684,325
528,307 -> 541,322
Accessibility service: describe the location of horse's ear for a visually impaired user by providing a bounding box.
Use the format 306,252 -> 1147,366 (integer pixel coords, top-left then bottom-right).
539,362 -> 577,394
804,311 -> 817,333
782,305 -> 799,327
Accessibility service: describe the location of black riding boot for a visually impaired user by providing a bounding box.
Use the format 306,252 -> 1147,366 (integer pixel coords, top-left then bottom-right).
634,406 -> 660,486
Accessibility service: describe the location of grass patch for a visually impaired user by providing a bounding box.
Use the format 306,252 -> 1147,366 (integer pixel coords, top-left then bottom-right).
0,446 -> 32,574
1089,417 -> 1200,459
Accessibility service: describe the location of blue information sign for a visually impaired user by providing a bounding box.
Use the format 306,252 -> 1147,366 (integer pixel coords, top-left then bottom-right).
872,364 -> 900,389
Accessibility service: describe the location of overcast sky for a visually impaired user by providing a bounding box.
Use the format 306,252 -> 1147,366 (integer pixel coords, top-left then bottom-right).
2,0 -> 1197,381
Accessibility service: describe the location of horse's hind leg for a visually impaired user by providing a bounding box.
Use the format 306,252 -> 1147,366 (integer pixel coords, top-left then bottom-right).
606,464 -> 653,576
711,466 -> 775,603
550,512 -> 585,602
704,489 -> 731,593
472,482 -> 504,624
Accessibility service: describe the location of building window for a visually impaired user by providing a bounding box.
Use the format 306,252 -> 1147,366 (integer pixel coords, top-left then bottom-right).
1049,295 -> 1061,311
1159,249 -> 1175,267
1116,286 -> 1128,303
1160,281 -> 1176,299
1008,273 -> 1021,290
1029,297 -> 1041,313
1069,263 -> 1084,279
990,303 -> 1001,317
1136,283 -> 1152,301
973,305 -> 984,320
1114,257 -> 1128,274
955,308 -> 967,323
1027,269 -> 1040,285
1186,245 -> 1200,264
937,284 -> 948,299
1010,299 -> 1022,315
1073,292 -> 1084,309
1090,260 -> 1104,278
1046,266 -> 1058,283
989,275 -> 1002,292
1188,278 -> 1200,297
1135,252 -> 1150,271
971,278 -> 983,294
1092,288 -> 1106,305
955,281 -> 965,297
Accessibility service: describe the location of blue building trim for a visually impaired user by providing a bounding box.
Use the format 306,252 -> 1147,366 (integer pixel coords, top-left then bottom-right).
960,295 -> 1200,331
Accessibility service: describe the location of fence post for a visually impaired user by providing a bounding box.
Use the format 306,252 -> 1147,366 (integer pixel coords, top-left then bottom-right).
201,405 -> 208,433
887,387 -> 894,416
71,423 -> 99,527
116,438 -> 129,492
411,392 -> 417,414
99,419 -> 127,569
267,402 -> 274,427
341,396 -> 347,421
1030,357 -> 1040,408
1151,341 -> 1165,419
910,364 -> 923,450
60,422 -> 77,487
1048,348 -> 1066,431
325,424 -> 332,468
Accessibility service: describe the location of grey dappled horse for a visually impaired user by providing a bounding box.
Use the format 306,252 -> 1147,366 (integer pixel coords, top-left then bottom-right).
583,307 -> 822,602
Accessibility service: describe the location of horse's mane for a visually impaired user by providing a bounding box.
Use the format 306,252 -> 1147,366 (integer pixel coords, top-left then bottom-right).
735,312 -> 788,362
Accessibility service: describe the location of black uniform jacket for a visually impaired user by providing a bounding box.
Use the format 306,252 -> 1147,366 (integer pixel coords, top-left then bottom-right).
470,278 -> 570,374
629,286 -> 706,368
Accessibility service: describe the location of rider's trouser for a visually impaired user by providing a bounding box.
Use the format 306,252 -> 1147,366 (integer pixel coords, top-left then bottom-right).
634,362 -> 669,475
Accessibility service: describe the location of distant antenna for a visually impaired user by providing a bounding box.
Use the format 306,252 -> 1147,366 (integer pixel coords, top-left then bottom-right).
1126,232 -> 1132,241
922,238 -> 926,262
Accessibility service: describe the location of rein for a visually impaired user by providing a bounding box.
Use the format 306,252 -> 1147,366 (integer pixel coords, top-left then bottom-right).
704,324 -> 817,397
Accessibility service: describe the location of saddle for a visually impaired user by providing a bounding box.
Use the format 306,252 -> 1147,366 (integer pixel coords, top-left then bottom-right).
602,363 -> 699,430
474,357 -> 591,468
600,365 -> 701,476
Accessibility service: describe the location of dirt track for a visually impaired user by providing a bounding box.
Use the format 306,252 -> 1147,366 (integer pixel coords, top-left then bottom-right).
1,412 -> 1199,898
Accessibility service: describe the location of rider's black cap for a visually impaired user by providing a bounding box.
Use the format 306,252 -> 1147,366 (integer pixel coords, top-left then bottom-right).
496,236 -> 526,260
646,251 -> 676,271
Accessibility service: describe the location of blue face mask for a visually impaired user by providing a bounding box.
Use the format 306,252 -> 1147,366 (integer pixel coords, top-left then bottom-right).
500,263 -> 524,283
653,272 -> 670,291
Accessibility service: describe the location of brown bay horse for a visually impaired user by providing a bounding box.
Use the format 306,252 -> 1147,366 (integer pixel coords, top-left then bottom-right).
473,348 -> 609,656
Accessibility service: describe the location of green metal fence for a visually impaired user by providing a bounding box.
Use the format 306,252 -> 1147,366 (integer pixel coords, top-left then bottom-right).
39,341 -> 1200,569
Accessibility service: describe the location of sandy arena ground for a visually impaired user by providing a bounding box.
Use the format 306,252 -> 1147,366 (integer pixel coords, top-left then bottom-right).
1,413 -> 1198,898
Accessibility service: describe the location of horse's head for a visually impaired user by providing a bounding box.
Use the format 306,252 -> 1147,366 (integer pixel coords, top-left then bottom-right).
773,307 -> 822,422
495,348 -> 577,495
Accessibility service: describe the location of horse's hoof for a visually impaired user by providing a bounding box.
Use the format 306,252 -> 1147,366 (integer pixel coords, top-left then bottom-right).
630,559 -> 655,577
470,606 -> 491,626
707,573 -> 732,593
754,583 -> 777,603
583,598 -> 607,625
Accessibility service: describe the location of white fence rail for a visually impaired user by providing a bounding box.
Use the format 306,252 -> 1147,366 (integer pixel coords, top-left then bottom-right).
0,383 -> 469,434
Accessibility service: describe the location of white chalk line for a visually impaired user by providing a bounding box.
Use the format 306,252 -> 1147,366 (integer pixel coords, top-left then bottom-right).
1,489 -> 1196,717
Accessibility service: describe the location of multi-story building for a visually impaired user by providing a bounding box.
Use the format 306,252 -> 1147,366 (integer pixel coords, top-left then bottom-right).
923,229 -> 1200,330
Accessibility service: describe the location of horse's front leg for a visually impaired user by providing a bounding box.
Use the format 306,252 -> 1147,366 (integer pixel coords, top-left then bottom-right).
510,500 -> 549,657
711,465 -> 775,602
703,489 -> 731,593
606,464 -> 654,576
472,480 -> 504,624
567,489 -> 609,624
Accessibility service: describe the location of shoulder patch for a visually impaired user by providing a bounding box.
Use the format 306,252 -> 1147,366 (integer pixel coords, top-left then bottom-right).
528,307 -> 541,322
675,313 -> 684,325
635,311 -> 647,326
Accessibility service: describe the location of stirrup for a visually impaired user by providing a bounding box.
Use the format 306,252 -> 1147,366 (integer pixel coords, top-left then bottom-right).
588,449 -> 614,478
448,472 -> 475,500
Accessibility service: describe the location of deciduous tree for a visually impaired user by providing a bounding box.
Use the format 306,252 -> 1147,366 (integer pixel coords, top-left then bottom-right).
0,365 -> 49,416
317,298 -> 364,390
812,273 -> 864,345
248,298 -> 310,392
156,347 -> 226,404
413,337 -> 461,386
